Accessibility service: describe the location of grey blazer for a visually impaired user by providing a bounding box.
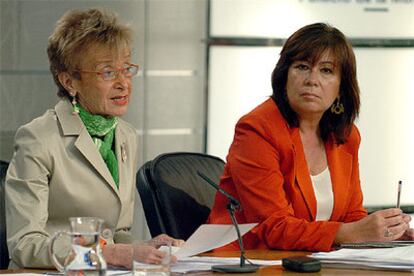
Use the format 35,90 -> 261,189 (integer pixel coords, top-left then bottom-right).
5,99 -> 139,268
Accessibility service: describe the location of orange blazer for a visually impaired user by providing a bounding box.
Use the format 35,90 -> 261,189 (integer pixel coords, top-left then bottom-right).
208,98 -> 367,252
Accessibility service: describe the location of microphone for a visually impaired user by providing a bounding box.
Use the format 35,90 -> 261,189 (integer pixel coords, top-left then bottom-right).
197,171 -> 259,273
197,171 -> 240,208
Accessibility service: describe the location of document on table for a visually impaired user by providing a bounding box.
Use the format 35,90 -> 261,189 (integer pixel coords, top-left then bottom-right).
111,258 -> 281,275
339,240 -> 414,249
174,223 -> 257,259
312,244 -> 414,271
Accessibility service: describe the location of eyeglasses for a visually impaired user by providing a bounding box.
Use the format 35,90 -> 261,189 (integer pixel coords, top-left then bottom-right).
78,63 -> 139,81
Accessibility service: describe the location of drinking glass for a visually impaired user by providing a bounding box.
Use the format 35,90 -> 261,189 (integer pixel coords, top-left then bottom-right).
49,217 -> 107,276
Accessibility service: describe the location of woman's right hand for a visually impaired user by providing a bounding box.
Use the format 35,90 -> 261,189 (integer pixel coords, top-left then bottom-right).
102,243 -> 173,269
147,233 -> 185,247
335,208 -> 410,244
132,243 -> 174,265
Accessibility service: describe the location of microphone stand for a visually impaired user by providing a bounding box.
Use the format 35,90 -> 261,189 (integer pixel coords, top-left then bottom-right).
198,171 -> 258,273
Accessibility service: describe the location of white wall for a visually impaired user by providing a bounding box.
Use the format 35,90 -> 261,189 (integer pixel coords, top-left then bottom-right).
207,0 -> 414,207
211,0 -> 414,38
207,47 -> 279,158
356,48 -> 414,206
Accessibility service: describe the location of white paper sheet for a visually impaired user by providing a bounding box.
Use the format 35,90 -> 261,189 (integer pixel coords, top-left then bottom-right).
312,245 -> 414,271
174,223 -> 257,259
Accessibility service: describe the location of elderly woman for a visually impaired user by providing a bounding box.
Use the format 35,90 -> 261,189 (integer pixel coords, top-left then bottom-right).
208,23 -> 414,251
5,8 -> 180,268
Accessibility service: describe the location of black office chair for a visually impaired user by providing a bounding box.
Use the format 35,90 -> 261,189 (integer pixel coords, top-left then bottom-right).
136,152 -> 225,240
136,161 -> 167,237
0,160 -> 10,269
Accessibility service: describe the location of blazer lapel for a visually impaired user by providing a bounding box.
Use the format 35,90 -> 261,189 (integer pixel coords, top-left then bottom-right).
326,140 -> 352,220
55,99 -> 119,195
75,129 -> 119,193
290,128 -> 317,220
115,124 -> 128,198
290,129 -> 353,221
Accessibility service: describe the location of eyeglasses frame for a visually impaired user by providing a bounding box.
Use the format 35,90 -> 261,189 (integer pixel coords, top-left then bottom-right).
76,63 -> 140,81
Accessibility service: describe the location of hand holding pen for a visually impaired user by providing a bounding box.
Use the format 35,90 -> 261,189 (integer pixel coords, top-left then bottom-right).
381,180 -> 408,238
335,180 -> 413,243
393,180 -> 414,241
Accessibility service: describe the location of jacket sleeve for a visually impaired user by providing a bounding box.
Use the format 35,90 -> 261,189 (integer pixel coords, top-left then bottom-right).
5,125 -> 68,268
227,119 -> 343,252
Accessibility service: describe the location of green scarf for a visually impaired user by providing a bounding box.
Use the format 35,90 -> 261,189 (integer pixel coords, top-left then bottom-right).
77,104 -> 119,187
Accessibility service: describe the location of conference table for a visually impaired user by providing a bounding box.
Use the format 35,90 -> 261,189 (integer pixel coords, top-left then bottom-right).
0,249 -> 411,275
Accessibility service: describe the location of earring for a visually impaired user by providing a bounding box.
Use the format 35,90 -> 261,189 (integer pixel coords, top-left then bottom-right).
71,93 -> 79,115
331,98 -> 344,115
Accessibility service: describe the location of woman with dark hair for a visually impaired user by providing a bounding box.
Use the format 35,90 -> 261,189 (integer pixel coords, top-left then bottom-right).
208,23 -> 413,251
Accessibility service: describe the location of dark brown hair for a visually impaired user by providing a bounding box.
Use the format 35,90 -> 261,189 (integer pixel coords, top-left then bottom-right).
271,23 -> 360,144
47,8 -> 132,99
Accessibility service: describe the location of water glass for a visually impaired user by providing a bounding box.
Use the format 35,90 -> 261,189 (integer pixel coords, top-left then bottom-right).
49,217 -> 107,276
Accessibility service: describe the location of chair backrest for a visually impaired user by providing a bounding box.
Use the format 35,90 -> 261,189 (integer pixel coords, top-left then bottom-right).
0,160 -> 9,269
136,152 -> 225,240
136,161 -> 166,237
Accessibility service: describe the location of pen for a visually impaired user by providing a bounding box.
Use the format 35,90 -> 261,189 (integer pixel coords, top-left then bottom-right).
396,180 -> 402,209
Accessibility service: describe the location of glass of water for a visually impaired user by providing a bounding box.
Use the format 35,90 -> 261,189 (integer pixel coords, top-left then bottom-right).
132,242 -> 171,276
49,217 -> 107,276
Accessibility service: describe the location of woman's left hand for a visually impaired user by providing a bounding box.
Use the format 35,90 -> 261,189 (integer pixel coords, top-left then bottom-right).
399,228 -> 414,240
398,218 -> 414,240
398,214 -> 414,241
147,233 -> 185,247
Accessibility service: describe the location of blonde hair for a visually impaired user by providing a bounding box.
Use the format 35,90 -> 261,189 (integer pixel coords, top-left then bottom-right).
47,8 -> 133,98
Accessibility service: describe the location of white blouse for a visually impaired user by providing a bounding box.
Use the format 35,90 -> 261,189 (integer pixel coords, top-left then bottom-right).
310,167 -> 334,221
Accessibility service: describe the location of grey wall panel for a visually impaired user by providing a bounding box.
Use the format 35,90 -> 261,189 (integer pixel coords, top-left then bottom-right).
145,77 -> 204,129
140,0 -> 207,162
144,134 -> 203,162
0,75 -> 59,130
146,0 -> 207,70
122,77 -> 145,129
1,1 -> 146,70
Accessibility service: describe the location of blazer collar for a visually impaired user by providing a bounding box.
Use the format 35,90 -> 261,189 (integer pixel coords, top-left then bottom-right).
55,99 -> 121,196
291,128 -> 352,221
55,99 -> 83,135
